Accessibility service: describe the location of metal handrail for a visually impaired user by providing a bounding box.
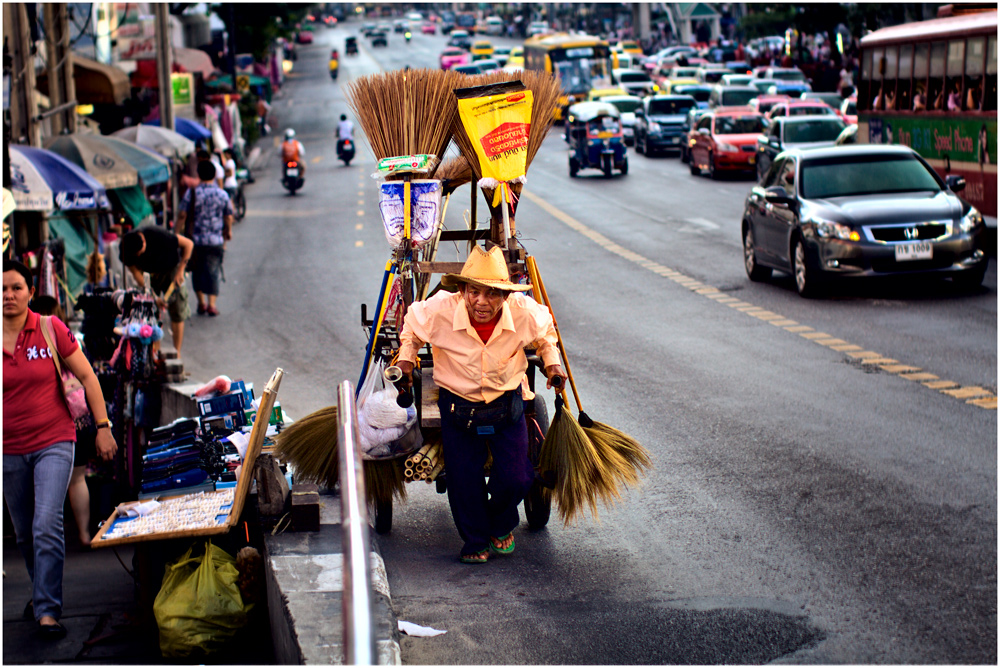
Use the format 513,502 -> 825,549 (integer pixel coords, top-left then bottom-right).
337,381 -> 377,665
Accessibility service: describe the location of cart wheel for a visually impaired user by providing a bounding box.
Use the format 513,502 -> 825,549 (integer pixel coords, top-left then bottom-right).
435,472 -> 448,494
374,498 -> 392,534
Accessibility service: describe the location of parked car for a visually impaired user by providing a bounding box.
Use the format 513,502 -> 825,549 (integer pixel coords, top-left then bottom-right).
721,74 -> 754,86
688,108 -> 767,179
448,30 -> 472,49
527,21 -> 549,37
492,46 -> 511,66
671,83 -> 712,109
600,95 -> 643,145
765,100 -> 838,121
755,116 -> 848,180
633,94 -> 698,156
697,67 -> 733,84
439,46 -> 470,70
708,85 -> 758,109
748,94 -> 792,117
612,68 -> 660,97
471,39 -> 494,60
741,145 -> 988,296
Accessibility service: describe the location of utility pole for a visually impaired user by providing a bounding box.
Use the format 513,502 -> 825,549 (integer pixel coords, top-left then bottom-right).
43,3 -> 76,136
155,3 -> 174,131
7,2 -> 41,147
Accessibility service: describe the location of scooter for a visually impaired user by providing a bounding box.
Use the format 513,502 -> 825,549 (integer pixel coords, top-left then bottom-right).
329,49 -> 339,80
337,138 -> 355,166
282,161 -> 304,195
404,30 -> 411,43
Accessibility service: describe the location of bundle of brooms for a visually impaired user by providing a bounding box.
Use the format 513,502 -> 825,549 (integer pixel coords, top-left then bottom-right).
449,69 -> 562,236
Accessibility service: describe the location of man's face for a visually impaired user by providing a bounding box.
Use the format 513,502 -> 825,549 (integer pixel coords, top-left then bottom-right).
462,283 -> 507,324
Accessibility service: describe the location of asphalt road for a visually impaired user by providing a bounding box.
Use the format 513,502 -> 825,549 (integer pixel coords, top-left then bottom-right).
180,19 -> 997,665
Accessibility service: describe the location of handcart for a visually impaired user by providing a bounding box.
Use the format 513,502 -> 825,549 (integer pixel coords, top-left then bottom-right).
358,169 -> 554,535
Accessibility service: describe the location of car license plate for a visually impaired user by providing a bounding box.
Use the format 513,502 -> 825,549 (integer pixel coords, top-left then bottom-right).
748,155 -> 756,164
895,242 -> 932,261
286,169 -> 299,177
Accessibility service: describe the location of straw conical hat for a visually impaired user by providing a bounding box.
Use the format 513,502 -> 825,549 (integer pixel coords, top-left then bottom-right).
442,246 -> 532,292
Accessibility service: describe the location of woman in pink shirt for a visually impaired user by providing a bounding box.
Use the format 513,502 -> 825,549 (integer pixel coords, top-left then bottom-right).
2,260 -> 117,640
398,247 -> 566,564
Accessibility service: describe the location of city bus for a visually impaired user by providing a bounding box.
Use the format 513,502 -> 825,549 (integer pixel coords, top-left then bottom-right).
857,8 -> 996,217
523,33 -> 614,121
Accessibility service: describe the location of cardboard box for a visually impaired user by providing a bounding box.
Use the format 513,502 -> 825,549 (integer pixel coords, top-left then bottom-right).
197,391 -> 245,418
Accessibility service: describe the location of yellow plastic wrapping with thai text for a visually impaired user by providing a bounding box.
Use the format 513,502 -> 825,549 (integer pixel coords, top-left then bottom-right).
457,90 -> 534,184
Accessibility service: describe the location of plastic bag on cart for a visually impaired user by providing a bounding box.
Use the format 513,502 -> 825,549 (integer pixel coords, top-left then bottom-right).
153,541 -> 250,659
358,384 -> 411,455
358,358 -> 386,412
359,406 -> 421,460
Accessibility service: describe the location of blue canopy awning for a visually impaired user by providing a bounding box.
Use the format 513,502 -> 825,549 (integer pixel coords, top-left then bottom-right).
150,116 -> 212,142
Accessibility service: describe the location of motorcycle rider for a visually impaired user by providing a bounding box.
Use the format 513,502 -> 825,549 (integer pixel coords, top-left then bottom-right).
337,114 -> 354,158
281,128 -> 306,176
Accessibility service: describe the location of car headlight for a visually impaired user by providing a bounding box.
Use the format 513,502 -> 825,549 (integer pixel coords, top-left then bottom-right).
716,142 -> 739,152
648,121 -> 660,132
960,206 -> 984,233
814,219 -> 860,241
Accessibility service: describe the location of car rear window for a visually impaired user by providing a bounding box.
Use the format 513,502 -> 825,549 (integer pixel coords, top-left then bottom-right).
715,115 -> 765,134
648,99 -> 695,115
609,99 -> 642,113
801,155 -> 941,199
783,120 -> 846,143
619,72 -> 651,83
772,70 -> 806,81
789,105 -> 834,116
720,90 -> 757,106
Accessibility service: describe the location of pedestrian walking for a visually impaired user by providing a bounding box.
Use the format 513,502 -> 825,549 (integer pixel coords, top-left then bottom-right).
396,246 -> 567,564
176,160 -> 234,317
3,259 -> 117,640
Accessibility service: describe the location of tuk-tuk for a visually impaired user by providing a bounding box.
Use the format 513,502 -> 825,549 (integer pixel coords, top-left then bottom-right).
345,36 -> 358,56
566,102 -> 629,178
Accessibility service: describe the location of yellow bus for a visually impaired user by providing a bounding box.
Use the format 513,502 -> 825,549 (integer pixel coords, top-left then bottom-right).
523,33 -> 614,121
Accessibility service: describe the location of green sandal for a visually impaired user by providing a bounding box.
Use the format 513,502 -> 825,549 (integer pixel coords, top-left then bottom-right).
489,533 -> 515,555
460,549 -> 489,564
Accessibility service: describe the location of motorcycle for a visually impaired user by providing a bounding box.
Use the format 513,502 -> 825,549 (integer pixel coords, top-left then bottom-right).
404,30 -> 412,43
282,161 -> 304,195
337,138 -> 355,166
329,49 -> 339,80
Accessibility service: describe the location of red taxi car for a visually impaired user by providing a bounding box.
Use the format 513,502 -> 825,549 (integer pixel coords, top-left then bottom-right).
688,107 -> 767,179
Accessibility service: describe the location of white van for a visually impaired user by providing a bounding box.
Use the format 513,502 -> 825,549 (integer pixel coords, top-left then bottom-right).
484,16 -> 504,36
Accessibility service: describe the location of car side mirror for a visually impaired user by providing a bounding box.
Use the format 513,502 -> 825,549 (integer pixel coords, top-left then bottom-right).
945,174 -> 966,192
764,185 -> 792,204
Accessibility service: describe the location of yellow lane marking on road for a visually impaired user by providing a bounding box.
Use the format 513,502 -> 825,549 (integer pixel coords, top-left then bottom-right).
521,188 -> 997,410
358,199 -> 365,205
311,156 -> 322,164
243,209 -> 325,218
357,210 -> 365,216
355,240 -> 364,247
355,224 -> 363,230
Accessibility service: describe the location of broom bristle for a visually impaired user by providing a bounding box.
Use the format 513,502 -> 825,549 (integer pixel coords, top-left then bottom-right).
274,406 -> 339,488
347,68 -> 465,163
433,155 -> 473,195
587,420 -> 653,474
364,458 -> 407,507
539,401 -> 603,525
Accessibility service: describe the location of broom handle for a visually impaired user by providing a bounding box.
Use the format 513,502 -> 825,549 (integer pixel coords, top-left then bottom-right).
501,182 -> 512,250
527,256 -> 582,413
404,178 -> 411,241
524,256 -> 566,403
357,260 -> 395,396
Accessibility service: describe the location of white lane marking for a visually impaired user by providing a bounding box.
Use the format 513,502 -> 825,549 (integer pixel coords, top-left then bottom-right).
687,217 -> 720,230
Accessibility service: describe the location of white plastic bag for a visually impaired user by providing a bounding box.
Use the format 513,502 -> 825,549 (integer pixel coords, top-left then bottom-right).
358,359 -> 385,412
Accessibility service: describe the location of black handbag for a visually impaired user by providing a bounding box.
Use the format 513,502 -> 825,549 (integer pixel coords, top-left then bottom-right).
441,389 -> 523,434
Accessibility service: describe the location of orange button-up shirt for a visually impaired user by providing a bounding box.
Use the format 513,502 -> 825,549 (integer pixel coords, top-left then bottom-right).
398,291 -> 560,403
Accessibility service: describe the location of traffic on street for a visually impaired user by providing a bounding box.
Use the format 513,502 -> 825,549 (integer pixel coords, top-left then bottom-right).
182,7 -> 995,665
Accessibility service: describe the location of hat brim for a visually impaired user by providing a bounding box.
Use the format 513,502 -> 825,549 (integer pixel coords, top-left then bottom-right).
442,274 -> 533,292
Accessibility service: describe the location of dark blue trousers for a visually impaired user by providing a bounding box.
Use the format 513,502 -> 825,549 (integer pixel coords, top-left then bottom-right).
438,390 -> 533,556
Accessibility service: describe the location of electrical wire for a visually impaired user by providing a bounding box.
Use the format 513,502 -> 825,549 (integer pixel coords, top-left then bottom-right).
112,546 -> 138,581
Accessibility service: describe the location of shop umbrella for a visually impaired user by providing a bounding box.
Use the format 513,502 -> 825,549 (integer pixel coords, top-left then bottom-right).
45,134 -> 140,190
8,145 -> 109,212
112,123 -> 196,160
96,135 -> 171,185
149,116 -> 212,143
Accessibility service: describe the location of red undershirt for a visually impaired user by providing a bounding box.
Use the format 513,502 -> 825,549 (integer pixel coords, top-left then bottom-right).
470,313 -> 500,343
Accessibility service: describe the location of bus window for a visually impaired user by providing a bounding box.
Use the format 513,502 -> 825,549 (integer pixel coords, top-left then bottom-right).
860,48 -> 874,110
883,45 -> 898,110
986,35 -> 997,112
871,47 -> 885,109
945,40 -> 965,111
913,43 -> 929,111
965,37 -> 985,110
928,42 -> 946,110
897,44 -> 913,112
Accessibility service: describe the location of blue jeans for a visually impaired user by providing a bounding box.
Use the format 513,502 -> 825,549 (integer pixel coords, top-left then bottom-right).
3,441 -> 75,621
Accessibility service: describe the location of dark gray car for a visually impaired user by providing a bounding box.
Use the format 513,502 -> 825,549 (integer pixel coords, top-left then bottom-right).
741,145 -> 988,297
634,95 -> 697,156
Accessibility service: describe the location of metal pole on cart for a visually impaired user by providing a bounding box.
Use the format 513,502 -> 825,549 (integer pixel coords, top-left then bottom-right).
337,381 -> 377,665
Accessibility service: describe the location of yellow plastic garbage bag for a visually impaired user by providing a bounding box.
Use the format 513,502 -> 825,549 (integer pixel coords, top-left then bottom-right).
153,540 -> 250,658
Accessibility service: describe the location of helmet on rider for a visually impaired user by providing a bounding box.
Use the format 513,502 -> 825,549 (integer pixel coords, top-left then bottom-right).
340,114 -> 347,121
285,129 -> 296,140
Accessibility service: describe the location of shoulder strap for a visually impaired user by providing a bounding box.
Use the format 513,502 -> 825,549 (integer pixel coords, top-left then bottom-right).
38,316 -> 64,376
